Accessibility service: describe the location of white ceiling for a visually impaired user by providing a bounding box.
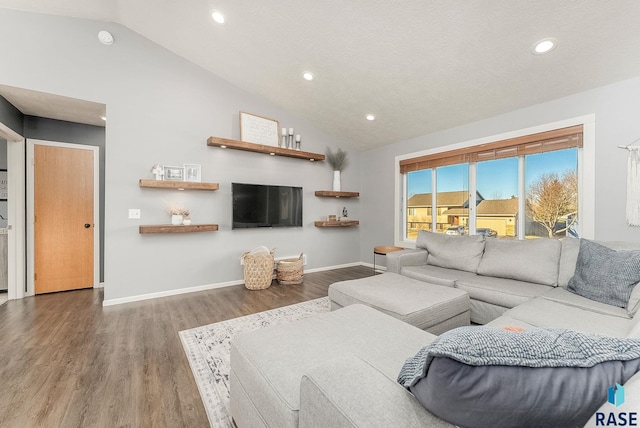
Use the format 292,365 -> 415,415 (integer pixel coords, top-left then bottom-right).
1,1 -> 640,149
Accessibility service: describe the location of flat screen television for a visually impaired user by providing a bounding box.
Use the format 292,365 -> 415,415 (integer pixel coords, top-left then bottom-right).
232,183 -> 303,229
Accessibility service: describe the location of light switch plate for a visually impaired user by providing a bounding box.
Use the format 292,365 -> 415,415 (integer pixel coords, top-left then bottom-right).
129,209 -> 141,219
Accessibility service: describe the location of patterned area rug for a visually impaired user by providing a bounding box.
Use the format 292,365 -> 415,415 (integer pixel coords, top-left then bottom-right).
179,297 -> 331,427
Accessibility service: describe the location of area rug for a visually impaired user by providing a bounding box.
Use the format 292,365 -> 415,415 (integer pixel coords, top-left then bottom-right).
179,297 -> 331,427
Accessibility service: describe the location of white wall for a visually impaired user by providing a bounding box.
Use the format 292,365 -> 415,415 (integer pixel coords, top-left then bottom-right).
0,9 -> 362,303
360,76 -> 640,263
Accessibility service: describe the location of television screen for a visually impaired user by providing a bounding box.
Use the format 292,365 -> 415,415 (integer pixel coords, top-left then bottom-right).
232,183 -> 303,229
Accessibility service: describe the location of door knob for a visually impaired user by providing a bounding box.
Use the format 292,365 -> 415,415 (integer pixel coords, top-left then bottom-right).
84,224 -> 91,228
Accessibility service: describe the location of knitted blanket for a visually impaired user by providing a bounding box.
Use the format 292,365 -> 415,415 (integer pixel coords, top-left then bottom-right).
398,326 -> 640,388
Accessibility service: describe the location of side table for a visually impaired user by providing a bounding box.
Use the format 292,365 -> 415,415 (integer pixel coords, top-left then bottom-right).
373,245 -> 403,275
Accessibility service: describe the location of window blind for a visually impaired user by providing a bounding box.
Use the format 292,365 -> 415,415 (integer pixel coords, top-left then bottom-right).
400,125 -> 583,174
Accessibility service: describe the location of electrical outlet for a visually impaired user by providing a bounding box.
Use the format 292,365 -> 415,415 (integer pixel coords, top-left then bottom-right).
128,209 -> 141,219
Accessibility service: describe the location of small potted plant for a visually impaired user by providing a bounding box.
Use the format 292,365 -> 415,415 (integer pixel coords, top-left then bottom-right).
168,205 -> 189,225
326,147 -> 348,191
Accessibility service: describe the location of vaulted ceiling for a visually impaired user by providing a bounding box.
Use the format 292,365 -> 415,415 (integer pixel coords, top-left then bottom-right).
1,1 -> 640,149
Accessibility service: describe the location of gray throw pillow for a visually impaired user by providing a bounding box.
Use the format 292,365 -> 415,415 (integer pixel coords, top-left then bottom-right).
411,356 -> 640,428
567,239 -> 640,308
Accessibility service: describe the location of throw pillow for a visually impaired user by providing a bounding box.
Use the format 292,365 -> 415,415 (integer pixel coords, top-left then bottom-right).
398,327 -> 640,428
567,239 -> 640,308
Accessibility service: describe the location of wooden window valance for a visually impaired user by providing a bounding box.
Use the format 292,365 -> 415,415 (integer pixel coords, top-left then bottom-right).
400,125 -> 583,174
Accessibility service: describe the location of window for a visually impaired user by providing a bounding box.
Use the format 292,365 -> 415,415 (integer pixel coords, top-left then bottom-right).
398,124 -> 585,241
406,169 -> 432,240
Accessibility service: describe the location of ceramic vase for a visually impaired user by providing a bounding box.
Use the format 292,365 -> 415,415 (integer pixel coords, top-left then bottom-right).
171,214 -> 183,225
332,170 -> 341,192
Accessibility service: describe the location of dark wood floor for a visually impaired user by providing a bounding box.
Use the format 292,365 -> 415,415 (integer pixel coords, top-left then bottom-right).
0,265 -> 373,428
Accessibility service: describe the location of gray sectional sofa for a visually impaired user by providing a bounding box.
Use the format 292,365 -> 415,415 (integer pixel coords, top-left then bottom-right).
230,231 -> 640,427
387,231 -> 640,336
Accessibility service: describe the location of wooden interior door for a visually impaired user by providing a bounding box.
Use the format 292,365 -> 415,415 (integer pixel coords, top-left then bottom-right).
34,144 -> 94,294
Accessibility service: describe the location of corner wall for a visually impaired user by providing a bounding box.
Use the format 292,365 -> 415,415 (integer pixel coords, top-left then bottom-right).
0,9 -> 362,303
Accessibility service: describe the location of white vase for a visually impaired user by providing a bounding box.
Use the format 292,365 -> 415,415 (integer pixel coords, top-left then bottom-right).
171,214 -> 183,225
332,170 -> 341,192
183,218 -> 192,225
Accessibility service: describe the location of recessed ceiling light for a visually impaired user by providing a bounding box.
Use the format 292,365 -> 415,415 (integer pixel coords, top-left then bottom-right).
532,38 -> 557,55
366,114 -> 376,121
211,10 -> 226,25
98,30 -> 114,45
302,71 -> 314,81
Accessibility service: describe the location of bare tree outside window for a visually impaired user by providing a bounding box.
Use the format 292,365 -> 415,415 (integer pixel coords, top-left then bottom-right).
526,170 -> 578,238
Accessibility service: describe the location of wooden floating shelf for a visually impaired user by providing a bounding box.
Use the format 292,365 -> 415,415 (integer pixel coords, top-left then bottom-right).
139,224 -> 219,234
314,220 -> 359,228
207,136 -> 325,161
315,190 -> 360,198
139,179 -> 219,191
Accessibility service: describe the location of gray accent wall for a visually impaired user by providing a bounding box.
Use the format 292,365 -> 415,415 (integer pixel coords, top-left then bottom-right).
23,116 -> 106,282
0,9 -> 361,302
360,76 -> 640,264
0,95 -> 23,136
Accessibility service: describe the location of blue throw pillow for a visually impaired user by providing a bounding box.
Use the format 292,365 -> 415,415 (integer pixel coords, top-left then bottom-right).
567,239 -> 640,308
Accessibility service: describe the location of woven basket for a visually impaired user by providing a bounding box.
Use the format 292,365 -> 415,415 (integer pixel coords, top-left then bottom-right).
277,253 -> 304,285
242,249 -> 275,290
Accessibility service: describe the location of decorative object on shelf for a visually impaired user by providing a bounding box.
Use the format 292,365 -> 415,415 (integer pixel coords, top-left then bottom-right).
342,207 -> 348,218
327,214 -> 337,221
280,128 -> 287,148
240,111 -> 280,147
163,165 -> 185,181
295,135 -> 301,151
288,128 -> 294,149
150,164 -> 164,181
184,163 -> 202,182
168,205 -> 189,225
241,246 -> 276,290
326,147 -> 349,192
183,213 -> 192,225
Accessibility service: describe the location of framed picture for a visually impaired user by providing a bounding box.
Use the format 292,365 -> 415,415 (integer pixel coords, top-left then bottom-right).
163,165 -> 184,181
184,164 -> 202,182
0,169 -> 6,201
239,111 -> 280,147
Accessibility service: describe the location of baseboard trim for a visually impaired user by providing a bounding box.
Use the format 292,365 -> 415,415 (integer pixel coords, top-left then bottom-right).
102,262 -> 366,307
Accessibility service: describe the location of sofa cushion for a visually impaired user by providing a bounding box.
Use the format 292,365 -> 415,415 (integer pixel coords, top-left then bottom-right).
455,275 -> 550,309
477,238 -> 561,286
400,328 -> 640,428
628,283 -> 640,318
328,273 -> 470,332
502,298 -> 634,337
420,231 -> 486,273
399,264 -> 479,287
230,304 -> 435,428
568,239 -> 640,308
299,355 -> 455,428
540,287 -> 630,319
558,238 -> 580,288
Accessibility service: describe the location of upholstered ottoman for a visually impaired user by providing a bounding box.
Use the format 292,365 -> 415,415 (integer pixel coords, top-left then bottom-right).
329,272 -> 470,334
230,304 -> 437,428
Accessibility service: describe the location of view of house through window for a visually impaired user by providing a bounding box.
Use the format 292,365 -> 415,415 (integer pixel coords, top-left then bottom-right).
403,135 -> 579,241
